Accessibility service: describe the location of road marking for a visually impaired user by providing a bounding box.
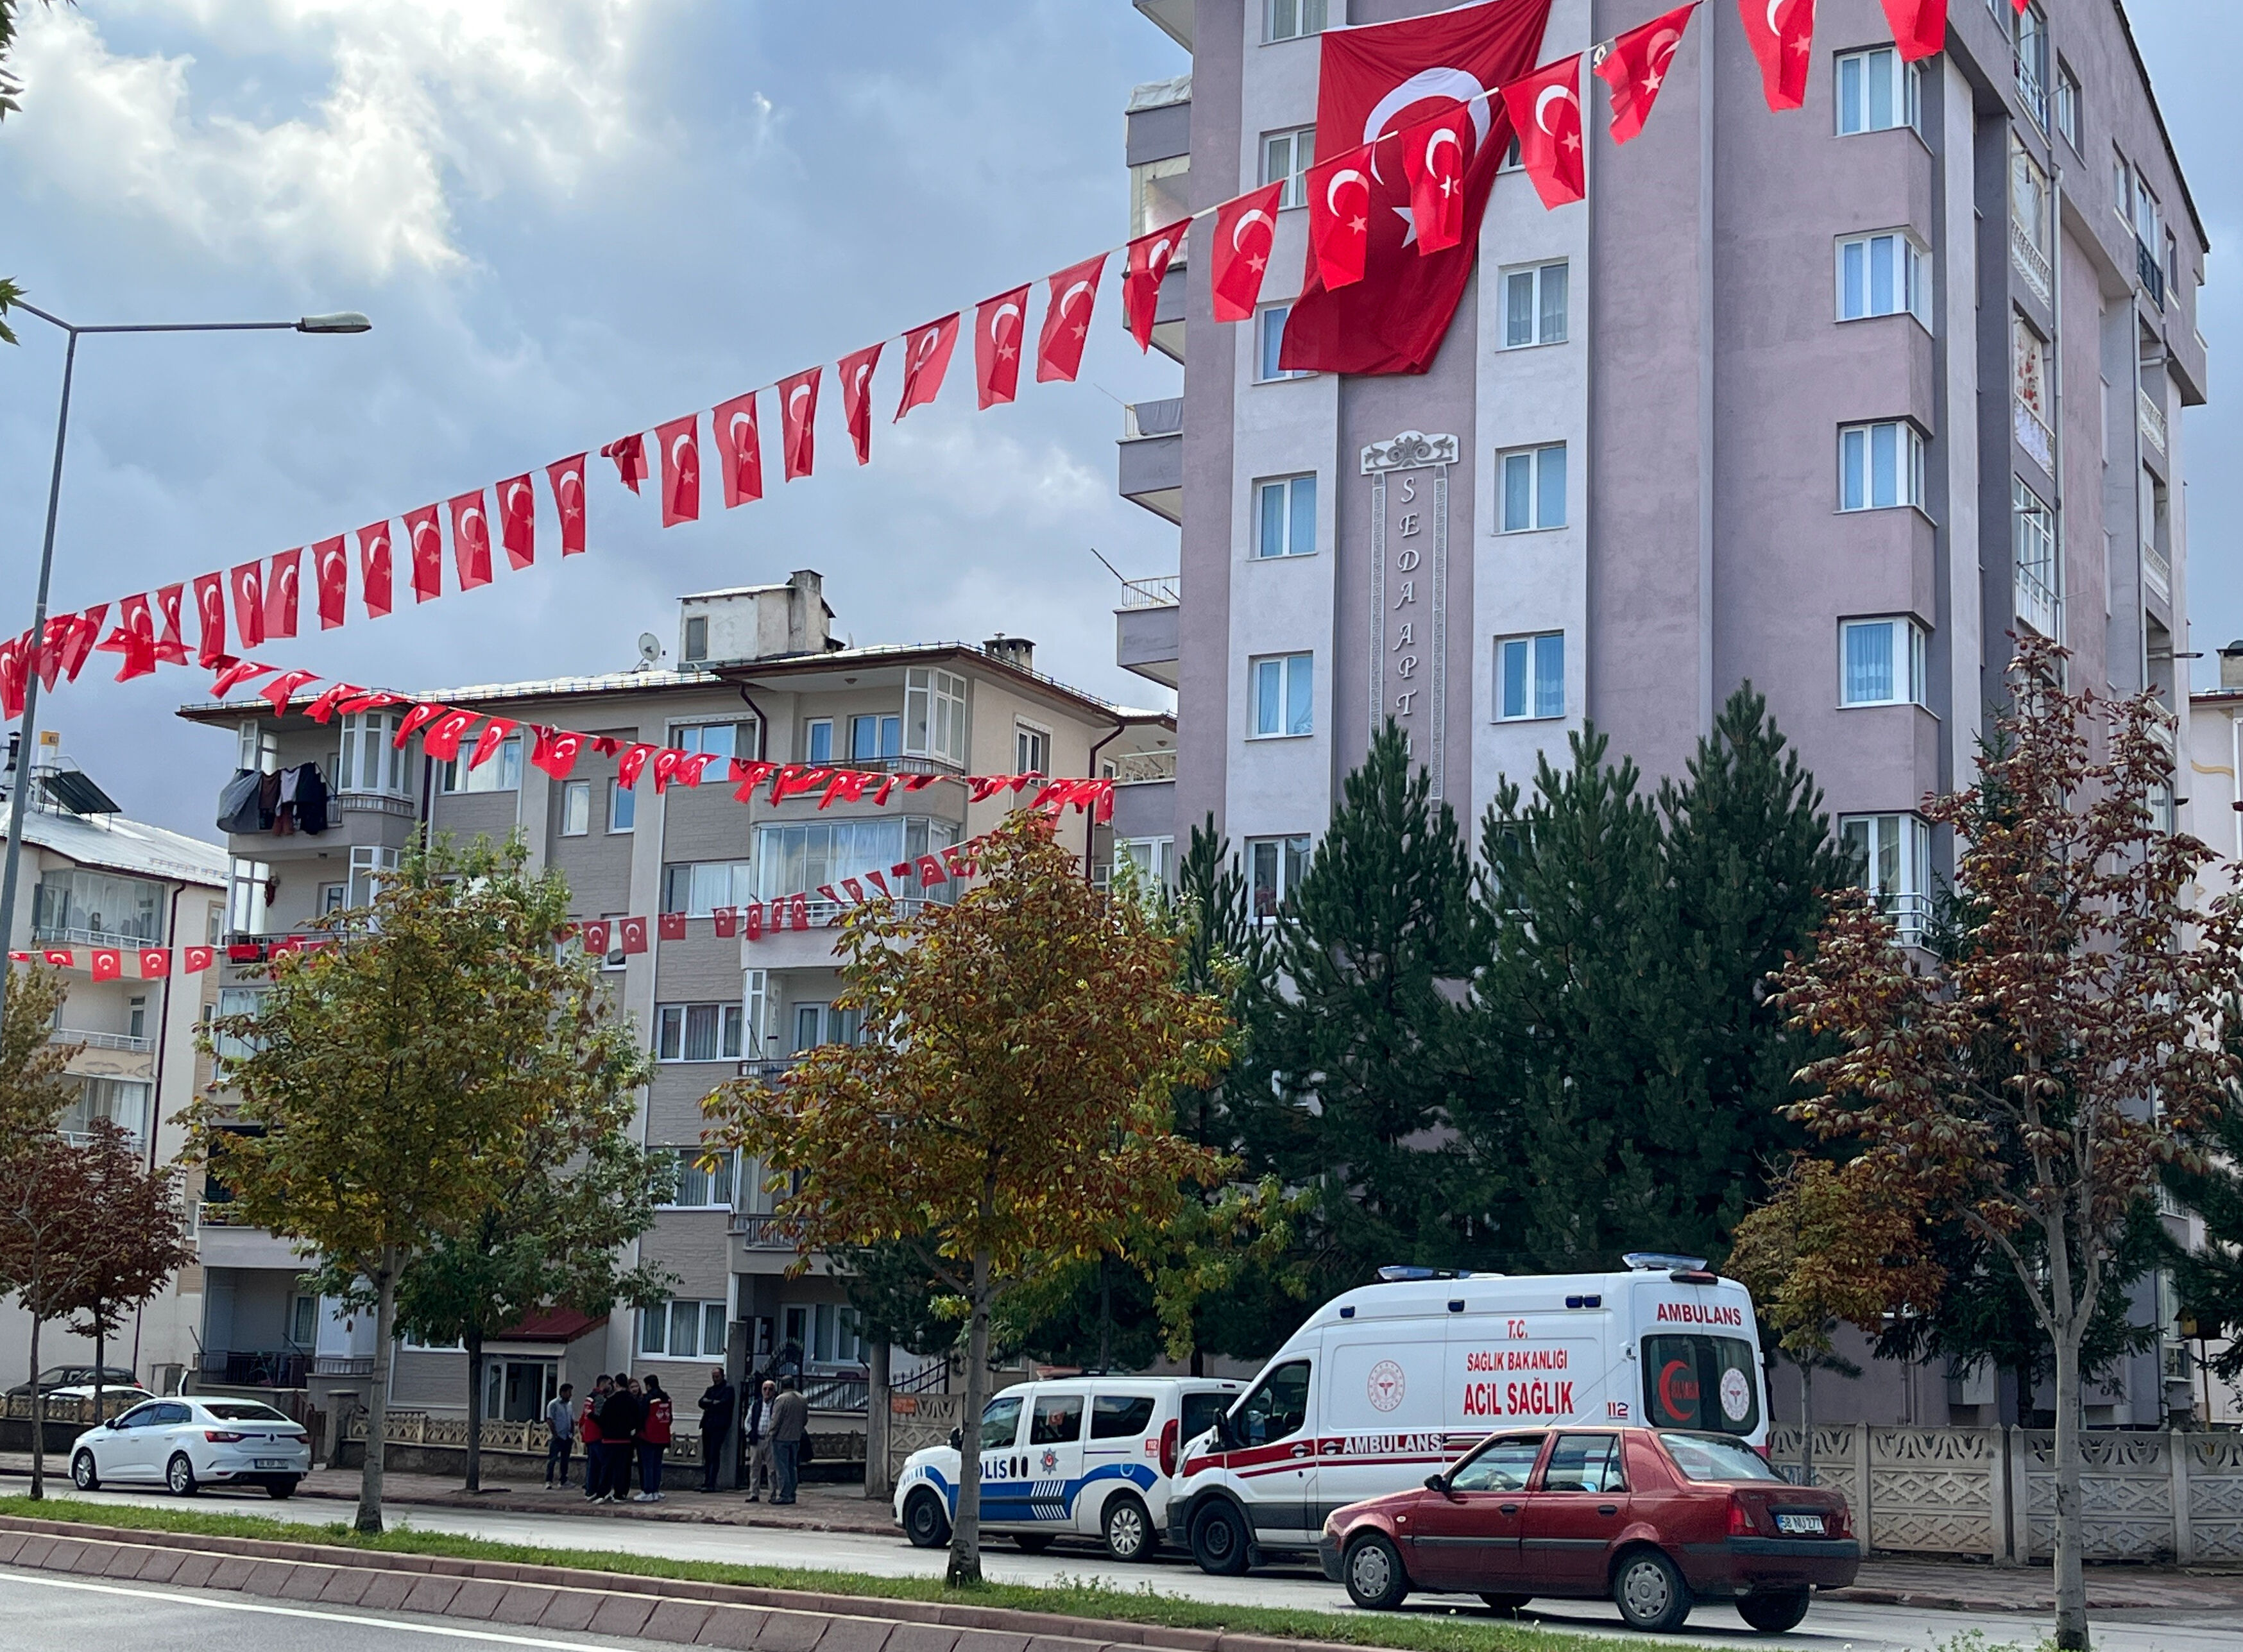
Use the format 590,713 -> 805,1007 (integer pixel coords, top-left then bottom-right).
0,1567 -> 620,1648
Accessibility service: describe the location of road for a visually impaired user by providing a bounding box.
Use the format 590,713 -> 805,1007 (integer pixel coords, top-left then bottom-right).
24,1484 -> 2243,1652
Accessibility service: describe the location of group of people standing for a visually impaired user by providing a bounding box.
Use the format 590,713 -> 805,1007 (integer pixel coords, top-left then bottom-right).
691,1369 -> 810,1503
541,1373 -> 673,1502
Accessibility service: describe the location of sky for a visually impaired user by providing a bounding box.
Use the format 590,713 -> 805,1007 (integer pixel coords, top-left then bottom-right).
0,1 -> 2239,842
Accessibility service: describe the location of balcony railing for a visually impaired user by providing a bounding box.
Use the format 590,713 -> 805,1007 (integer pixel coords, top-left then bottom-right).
194,1199 -> 254,1229
728,1211 -> 797,1248
335,790 -> 416,819
1119,574 -> 1179,609
2014,398 -> 2055,473
2138,237 -> 2167,309
2016,558 -> 2062,640
1121,398 -> 1183,441
2145,540 -> 2172,602
1114,749 -> 1177,783
2009,217 -> 2053,307
200,1348 -> 310,1388
32,924 -> 161,951
2140,387 -> 2169,457
56,1028 -> 153,1053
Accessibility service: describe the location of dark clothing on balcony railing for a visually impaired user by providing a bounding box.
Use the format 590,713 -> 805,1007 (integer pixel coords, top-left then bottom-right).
217,763 -> 331,835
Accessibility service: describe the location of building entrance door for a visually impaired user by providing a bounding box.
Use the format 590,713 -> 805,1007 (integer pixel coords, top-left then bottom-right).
484,1358 -> 558,1423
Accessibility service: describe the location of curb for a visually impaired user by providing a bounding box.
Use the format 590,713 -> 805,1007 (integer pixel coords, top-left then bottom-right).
288,1479 -> 902,1537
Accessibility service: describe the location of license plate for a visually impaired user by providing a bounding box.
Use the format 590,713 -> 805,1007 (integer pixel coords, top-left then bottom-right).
1774,1512 -> 1826,1535
253,1458 -> 294,1470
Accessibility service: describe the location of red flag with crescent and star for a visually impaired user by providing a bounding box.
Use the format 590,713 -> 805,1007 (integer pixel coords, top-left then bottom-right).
1503,54 -> 1586,209
229,561 -> 267,648
546,457 -> 588,554
1279,0 -> 1553,376
975,285 -> 1030,407
838,344 -> 882,466
192,572 -> 228,667
1304,142 -> 1376,290
656,414 -> 701,525
469,717 -> 516,771
1739,0 -> 1814,112
1036,253 -> 1105,383
265,547 -> 302,640
1398,109 -> 1469,252
497,473 -> 536,569
1211,182 -> 1284,322
405,505 -> 444,603
449,489 -> 494,590
1594,3 -> 1696,144
357,522 -> 395,617
96,597 -> 154,681
601,434 -> 648,493
1122,217 -> 1189,352
140,948 -> 170,979
153,583 -> 189,665
0,633 -> 25,720
313,536 -> 348,629
896,314 -> 958,419
713,394 -> 763,506
778,368 -> 821,481
531,725 -> 585,779
1877,0 -> 1946,61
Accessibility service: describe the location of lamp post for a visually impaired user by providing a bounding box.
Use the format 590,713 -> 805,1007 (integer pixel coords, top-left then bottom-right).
0,302 -> 371,964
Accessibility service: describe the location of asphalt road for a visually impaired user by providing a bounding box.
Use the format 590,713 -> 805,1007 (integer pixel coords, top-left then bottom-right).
29,1485 -> 2243,1652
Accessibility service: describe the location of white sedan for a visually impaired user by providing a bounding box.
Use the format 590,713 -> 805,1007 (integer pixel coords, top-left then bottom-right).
71,1396 -> 311,1497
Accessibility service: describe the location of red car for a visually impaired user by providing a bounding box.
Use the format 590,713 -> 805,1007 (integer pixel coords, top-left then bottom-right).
1318,1426 -> 1857,1634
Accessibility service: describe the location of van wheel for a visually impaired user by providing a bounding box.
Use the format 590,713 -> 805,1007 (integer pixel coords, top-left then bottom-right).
1102,1493 -> 1155,1561
902,1489 -> 951,1549
1480,1594 -> 1531,1614
1012,1532 -> 1053,1554
1612,1549 -> 1691,1633
1190,1500 -> 1251,1576
1736,1590 -> 1811,1633
1343,1533 -> 1410,1611
71,1451 -> 99,1492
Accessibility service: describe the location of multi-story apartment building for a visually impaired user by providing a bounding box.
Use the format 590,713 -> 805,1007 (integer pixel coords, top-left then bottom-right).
1116,0 -> 2206,1424
0,733 -> 226,1395
179,570 -> 1175,1433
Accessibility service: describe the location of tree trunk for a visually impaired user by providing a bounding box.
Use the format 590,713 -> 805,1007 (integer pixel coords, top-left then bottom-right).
2051,1321 -> 2090,1649
464,1327 -> 484,1493
357,1257 -> 397,1534
92,1317 -> 106,1431
1800,1359 -> 1815,1486
946,1248 -> 992,1588
864,1340 -> 892,1502
26,1311 -> 42,1501
1096,1257 -> 1113,1372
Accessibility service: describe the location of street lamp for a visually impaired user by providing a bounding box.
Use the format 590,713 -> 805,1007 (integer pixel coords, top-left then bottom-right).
0,300 -> 372,964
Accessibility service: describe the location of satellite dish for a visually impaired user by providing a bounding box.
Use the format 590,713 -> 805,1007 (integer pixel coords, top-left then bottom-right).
636,633 -> 663,670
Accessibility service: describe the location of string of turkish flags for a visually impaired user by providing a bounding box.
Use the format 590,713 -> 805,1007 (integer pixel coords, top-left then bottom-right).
0,0 -> 1963,727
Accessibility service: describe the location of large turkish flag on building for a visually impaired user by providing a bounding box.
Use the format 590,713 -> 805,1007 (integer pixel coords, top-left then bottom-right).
1279,0 -> 1554,377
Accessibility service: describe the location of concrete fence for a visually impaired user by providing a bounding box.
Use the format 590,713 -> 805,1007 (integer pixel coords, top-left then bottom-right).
337,1411 -> 867,1485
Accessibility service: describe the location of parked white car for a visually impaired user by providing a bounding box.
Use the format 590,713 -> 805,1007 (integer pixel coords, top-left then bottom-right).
71,1396 -> 311,1498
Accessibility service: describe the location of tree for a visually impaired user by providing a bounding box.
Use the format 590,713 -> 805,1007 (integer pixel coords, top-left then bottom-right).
1775,634 -> 2243,1651
703,809 -> 1231,1585
58,1118 -> 195,1435
0,1 -> 65,345
0,1133 -> 95,1497
0,962 -> 75,1139
0,963 -> 84,1497
189,836 -> 603,1533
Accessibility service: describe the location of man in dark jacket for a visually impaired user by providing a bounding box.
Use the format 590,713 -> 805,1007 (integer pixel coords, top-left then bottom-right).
697,1369 -> 735,1494
597,1375 -> 642,1503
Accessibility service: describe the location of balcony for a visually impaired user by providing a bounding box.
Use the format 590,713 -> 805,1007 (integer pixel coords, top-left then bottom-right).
728,1211 -> 796,1248
57,1028 -> 153,1053
2138,237 -> 2167,310
2017,557 -> 2062,640
2140,387 -> 2169,457
1118,398 -> 1183,524
2145,540 -> 2172,603
2010,217 -> 2052,307
1114,749 -> 1177,784
32,924 -> 161,951
1120,574 -> 1179,608
1115,572 -> 1181,690
2014,397 -> 2054,474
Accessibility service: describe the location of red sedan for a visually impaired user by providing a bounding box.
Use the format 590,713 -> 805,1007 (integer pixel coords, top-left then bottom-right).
1318,1427 -> 1857,1633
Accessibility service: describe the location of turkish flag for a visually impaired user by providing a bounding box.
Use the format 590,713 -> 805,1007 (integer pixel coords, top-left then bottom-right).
97,597 -> 156,681
153,583 -> 189,665
404,505 -> 444,602
1304,142 -> 1376,289
139,948 -> 170,979
1211,183 -> 1283,323
713,907 -> 739,939
1503,55 -> 1586,209
1399,110 -> 1470,252
357,522 -> 395,617
743,903 -> 764,940
395,703 -> 448,748
917,853 -> 947,887
617,743 -> 655,790
182,946 -> 214,974
313,536 -> 349,629
838,343 -> 882,466
420,708 -> 481,761
1877,0 -> 1946,61
230,561 -> 268,648
1036,253 -> 1105,383
55,606 -> 104,684
896,314 -> 958,419
449,490 -> 493,590
1739,0 -> 1814,112
602,434 -> 648,493
266,547 -> 302,639
658,912 -> 687,942
975,285 -> 1030,407
43,949 -> 73,968
620,916 -> 649,955
651,748 -> 688,792
789,893 -> 809,930
531,726 -> 585,779
468,717 -> 516,771
497,474 -> 536,569
713,393 -> 763,506
1280,0 -> 1552,376
547,457 -> 588,554
655,414 -> 701,525
778,367 -> 820,481
258,668 -> 321,715
578,920 -> 610,957
1123,217 -> 1189,352
305,682 -> 361,723
192,573 -> 228,667
0,633 -> 25,720
91,949 -> 121,982
1594,3 -> 1697,143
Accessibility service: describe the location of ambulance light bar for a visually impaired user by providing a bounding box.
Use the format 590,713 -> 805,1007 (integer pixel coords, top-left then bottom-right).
1622,1252 -> 1709,1273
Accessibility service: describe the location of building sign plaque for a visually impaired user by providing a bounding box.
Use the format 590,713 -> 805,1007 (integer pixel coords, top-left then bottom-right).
1363,430 -> 1456,799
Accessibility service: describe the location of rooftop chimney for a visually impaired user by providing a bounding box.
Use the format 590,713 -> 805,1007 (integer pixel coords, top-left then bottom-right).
2223,640 -> 2243,690
983,634 -> 1034,672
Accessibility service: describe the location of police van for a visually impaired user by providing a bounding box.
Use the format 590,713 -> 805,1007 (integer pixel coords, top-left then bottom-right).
893,1374 -> 1241,1560
1167,1255 -> 1766,1575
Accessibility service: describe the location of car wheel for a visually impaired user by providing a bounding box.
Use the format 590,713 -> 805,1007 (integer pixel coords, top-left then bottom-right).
1190,1500 -> 1252,1577
166,1453 -> 200,1497
265,1476 -> 300,1501
1102,1493 -> 1156,1562
902,1489 -> 951,1549
1480,1594 -> 1531,1614
1343,1533 -> 1410,1611
1612,1548 -> 1691,1633
1012,1532 -> 1053,1554
1736,1590 -> 1811,1633
70,1451 -> 99,1492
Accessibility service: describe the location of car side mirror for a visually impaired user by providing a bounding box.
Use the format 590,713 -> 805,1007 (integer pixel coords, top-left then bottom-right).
1425,1473 -> 1453,1497
948,1426 -> 962,1452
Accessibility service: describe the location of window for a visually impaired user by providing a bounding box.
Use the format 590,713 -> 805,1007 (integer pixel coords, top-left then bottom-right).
638,1299 -> 728,1361
607,779 -> 635,833
347,846 -> 398,911
804,719 -> 833,765
792,1002 -> 864,1052
2013,314 -> 2053,471
1257,305 -> 1310,380
1839,618 -> 1927,707
1450,1435 -> 1546,1494
289,1295 -> 319,1349
2113,148 -> 2133,231
1839,421 -> 1926,512
903,668 -> 968,767
212,987 -> 265,1063
237,720 -> 278,776
336,711 -> 410,796
1499,443 -> 1567,532
979,1394 -> 1024,1451
2014,4 -> 2049,132
849,714 -> 901,762
1255,474 -> 1317,558
33,870 -> 162,945
1543,1435 -> 1628,1495
2055,61 -> 2080,149
1091,1395 -> 1156,1440
1115,837 -> 1176,890
1496,632 -> 1565,722
597,911 -> 627,971
226,858 -> 270,937
1250,652 -> 1313,738
2010,137 -> 2053,303
1835,47 -> 1918,135
808,1302 -> 862,1367
672,719 -> 756,762
319,882 -> 346,916
1030,1393 -> 1084,1445
1838,232 -> 1929,325
439,736 -> 521,794
1499,132 -> 1521,171
1234,1359 -> 1309,1445
683,615 -> 708,663
1840,812 -> 1932,942
2134,173 -> 2162,253
1643,1334 -> 1762,1435
653,1147 -> 737,1208
661,862 -> 754,915
61,1077 -> 150,1144
756,817 -> 958,905
1263,0 -> 1328,45
1248,834 -> 1310,920
127,996 -> 146,1041
657,1003 -> 746,1063
2013,476 -> 2061,636
559,779 -> 591,837
1260,125 -> 1317,209
1503,262 -> 1569,348
1015,724 -> 1050,775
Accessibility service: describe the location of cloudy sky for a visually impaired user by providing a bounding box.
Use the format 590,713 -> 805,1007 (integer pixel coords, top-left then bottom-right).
0,1 -> 2237,840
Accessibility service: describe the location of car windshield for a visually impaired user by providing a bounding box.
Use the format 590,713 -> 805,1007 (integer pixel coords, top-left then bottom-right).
1660,1432 -> 1783,1481
1179,1390 -> 1231,1444
203,1402 -> 291,1424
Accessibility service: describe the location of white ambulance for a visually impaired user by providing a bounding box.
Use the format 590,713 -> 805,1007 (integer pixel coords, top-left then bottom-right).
1166,1255 -> 1766,1575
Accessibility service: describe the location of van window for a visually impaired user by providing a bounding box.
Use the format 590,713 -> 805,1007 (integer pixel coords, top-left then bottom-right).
1180,1390 -> 1231,1445
1643,1334 -> 1761,1435
1030,1393 -> 1084,1445
979,1393 -> 1024,1451
1542,1433 -> 1626,1494
1234,1359 -> 1310,1446
1449,1433 -> 1544,1492
1091,1394 -> 1157,1439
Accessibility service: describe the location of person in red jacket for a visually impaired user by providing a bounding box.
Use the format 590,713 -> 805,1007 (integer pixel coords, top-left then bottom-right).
579,1375 -> 610,1503
635,1374 -> 672,1503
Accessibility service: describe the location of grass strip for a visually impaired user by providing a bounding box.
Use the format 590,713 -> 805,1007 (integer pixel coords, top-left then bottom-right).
0,1494 -> 1614,1652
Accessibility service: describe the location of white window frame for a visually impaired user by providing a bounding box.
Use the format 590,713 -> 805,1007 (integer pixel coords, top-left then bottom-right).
347,846 -> 398,912
1114,837 -> 1176,891
669,719 -> 757,762
1498,443 -> 1567,533
606,779 -> 635,833
1249,652 -> 1314,740
1259,125 -> 1317,209
597,910 -> 627,971
439,736 -> 521,794
2013,475 -> 2061,638
1263,0 -> 1329,47
1839,812 -> 1933,944
660,861 -> 753,917
1837,231 -> 1930,327
1254,473 -> 1318,558
903,668 -> 968,767
559,779 -> 591,837
335,711 -> 409,797
1838,421 -> 1927,513
1834,46 -> 1919,137
1247,834 -> 1310,923
848,712 -> 902,763
1256,305 -> 1311,381
1496,632 -> 1566,722
803,717 -> 834,765
653,1146 -> 738,1210
682,614 -> 709,663
1014,721 -> 1052,775
226,858 -> 270,937
2054,60 -> 2080,151
656,1002 -> 746,1064
1838,617 -> 1929,708
1501,262 -> 1569,349
638,1298 -> 729,1361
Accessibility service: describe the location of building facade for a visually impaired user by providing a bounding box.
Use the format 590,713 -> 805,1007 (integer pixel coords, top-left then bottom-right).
1117,0 -> 2206,1424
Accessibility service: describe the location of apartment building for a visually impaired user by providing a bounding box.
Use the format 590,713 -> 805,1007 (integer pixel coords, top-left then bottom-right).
1116,0 -> 2206,1424
178,570 -> 1175,1431
0,734 -> 226,1395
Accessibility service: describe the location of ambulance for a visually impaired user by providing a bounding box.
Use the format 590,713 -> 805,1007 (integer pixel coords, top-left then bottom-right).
1166,1254 -> 1766,1575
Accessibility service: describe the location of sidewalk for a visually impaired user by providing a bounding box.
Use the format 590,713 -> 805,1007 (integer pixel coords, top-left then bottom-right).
1832,1556 -> 2243,1614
